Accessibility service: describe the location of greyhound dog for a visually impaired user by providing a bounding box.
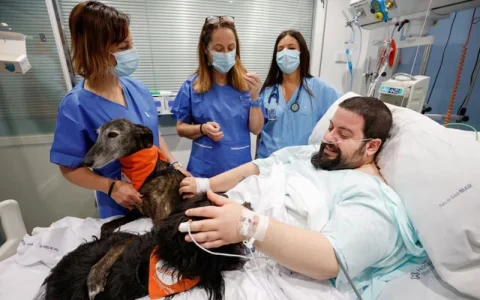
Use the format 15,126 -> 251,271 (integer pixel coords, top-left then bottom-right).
81,118 -> 188,299
83,118 -> 186,234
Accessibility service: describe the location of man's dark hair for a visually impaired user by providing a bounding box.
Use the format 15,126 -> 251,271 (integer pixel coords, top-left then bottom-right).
339,97 -> 393,156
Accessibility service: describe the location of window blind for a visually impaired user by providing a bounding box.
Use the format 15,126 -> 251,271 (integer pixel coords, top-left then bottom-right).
58,0 -> 316,92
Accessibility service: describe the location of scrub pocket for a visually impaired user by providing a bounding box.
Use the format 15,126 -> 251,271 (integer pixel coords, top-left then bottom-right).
188,141 -> 214,178
228,144 -> 252,169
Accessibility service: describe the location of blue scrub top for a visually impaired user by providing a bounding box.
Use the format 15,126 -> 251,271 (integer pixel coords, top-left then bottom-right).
171,74 -> 252,178
257,77 -> 341,159
50,77 -> 160,218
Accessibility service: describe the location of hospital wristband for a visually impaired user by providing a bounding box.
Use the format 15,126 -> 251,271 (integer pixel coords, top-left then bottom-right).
239,209 -> 255,238
239,209 -> 269,242
196,178 -> 210,193
252,215 -> 269,242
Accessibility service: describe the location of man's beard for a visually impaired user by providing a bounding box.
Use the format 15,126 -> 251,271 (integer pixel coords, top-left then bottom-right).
311,142 -> 366,171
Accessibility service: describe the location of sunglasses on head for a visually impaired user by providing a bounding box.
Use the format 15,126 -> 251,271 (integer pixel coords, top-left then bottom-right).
205,16 -> 235,25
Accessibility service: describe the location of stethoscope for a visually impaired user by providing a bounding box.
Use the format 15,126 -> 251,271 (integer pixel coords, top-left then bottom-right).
266,84 -> 302,120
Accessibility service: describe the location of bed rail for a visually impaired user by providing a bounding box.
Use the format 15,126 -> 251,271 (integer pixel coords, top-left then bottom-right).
0,199 -> 27,261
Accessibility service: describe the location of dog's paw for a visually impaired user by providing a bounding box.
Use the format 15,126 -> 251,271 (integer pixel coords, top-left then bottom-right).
87,267 -> 109,300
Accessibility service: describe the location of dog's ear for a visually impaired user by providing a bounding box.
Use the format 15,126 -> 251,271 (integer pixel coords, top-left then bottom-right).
134,124 -> 154,148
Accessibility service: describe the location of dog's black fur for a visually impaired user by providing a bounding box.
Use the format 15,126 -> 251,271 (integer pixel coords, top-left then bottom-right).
37,195 -> 248,300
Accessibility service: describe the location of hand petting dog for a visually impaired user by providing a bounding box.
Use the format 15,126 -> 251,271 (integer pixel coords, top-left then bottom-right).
183,190 -> 246,249
173,164 -> 192,177
178,177 -> 198,199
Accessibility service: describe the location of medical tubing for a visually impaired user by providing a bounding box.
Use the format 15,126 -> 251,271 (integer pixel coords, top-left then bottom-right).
459,47 -> 480,112
334,249 -> 363,300
355,24 -> 363,84
444,10 -> 476,125
410,0 -> 435,75
186,223 -> 250,260
349,24 -> 363,92
347,49 -> 354,91
445,123 -> 478,141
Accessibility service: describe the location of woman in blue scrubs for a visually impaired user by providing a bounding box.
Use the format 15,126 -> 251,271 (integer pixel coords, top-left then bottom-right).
50,1 -> 189,218
172,16 -> 264,178
257,30 -> 342,159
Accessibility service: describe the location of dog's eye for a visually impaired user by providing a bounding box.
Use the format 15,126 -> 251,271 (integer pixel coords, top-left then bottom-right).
107,132 -> 119,138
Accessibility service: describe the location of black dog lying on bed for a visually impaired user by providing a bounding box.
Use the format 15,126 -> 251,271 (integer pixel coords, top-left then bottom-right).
37,195 -> 250,300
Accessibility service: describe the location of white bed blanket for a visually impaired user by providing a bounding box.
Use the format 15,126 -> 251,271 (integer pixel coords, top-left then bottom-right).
0,162 -> 475,300
1,164 -> 345,300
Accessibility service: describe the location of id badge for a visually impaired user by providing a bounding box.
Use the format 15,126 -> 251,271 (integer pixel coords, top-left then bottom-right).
267,108 -> 277,121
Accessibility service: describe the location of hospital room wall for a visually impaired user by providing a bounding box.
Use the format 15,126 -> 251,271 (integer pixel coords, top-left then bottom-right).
314,0 -> 383,95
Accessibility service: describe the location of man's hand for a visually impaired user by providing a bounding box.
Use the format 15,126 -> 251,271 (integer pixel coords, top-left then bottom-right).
182,190 -> 246,248
203,121 -> 224,142
179,177 -> 198,199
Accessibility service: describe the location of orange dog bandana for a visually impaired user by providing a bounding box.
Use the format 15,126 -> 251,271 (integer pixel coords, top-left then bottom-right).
148,248 -> 200,299
118,146 -> 167,190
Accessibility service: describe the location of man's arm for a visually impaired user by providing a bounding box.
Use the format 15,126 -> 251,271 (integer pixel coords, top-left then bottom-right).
179,162 -> 259,197
209,162 -> 260,192
184,192 -> 339,280
255,218 -> 339,280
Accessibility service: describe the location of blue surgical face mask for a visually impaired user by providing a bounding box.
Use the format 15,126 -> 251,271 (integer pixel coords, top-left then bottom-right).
111,47 -> 139,77
276,49 -> 300,74
209,49 -> 236,74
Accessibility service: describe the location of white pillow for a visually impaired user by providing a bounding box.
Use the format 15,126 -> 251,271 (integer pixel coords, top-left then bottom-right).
309,94 -> 480,298
308,92 -> 359,145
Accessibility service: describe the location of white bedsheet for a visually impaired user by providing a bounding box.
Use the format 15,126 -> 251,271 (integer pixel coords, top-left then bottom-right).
1,219 -> 473,300
0,164 -> 344,300
0,161 -> 475,300
0,215 -> 344,300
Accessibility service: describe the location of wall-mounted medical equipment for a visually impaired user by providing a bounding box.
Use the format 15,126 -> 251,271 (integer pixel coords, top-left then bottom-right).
378,73 -> 430,112
0,31 -> 31,74
351,0 -> 480,35
342,10 -> 364,92
353,0 -> 480,123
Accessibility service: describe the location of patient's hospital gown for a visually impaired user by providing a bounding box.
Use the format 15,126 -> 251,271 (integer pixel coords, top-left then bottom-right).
249,145 -> 426,298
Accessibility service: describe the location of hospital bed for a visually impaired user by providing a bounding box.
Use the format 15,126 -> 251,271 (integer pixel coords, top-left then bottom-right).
0,93 -> 478,300
0,216 -> 475,300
